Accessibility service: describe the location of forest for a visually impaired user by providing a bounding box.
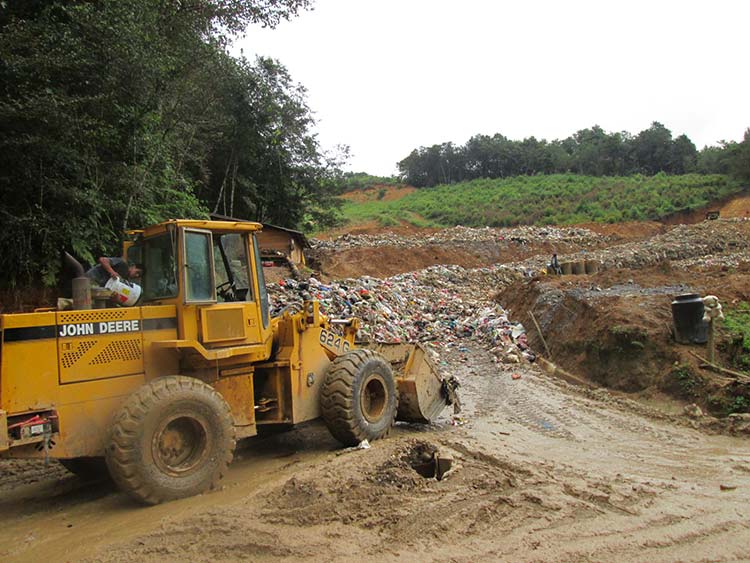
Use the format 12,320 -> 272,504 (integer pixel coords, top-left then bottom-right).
0,0 -> 338,287
396,124 -> 750,188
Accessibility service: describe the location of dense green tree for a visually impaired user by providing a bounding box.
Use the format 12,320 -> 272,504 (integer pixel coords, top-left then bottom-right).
695,130 -> 750,181
570,126 -> 616,176
397,123 -> 724,189
631,122 -> 673,174
727,129 -> 750,182
0,0 -> 338,288
670,134 -> 698,174
464,134 -> 502,179
697,145 -> 731,174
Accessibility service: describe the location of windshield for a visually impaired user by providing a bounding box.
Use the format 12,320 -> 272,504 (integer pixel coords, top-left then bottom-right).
140,233 -> 178,301
213,233 -> 253,302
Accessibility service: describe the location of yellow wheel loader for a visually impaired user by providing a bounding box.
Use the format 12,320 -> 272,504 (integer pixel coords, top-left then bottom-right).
0,220 -> 456,504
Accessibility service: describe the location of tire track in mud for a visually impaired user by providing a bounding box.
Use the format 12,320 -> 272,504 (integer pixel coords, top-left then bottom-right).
446,344 -> 750,563
2,344 -> 750,563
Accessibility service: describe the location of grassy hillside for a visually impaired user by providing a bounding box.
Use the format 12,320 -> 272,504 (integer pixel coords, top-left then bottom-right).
338,174 -> 744,228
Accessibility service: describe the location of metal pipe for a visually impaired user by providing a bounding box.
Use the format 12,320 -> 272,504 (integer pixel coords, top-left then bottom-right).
64,252 -> 91,310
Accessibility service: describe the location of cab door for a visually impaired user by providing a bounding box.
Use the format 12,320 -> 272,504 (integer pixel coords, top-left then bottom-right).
181,229 -> 268,348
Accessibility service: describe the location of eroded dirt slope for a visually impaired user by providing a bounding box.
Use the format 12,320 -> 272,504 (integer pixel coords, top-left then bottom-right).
498,264 -> 750,415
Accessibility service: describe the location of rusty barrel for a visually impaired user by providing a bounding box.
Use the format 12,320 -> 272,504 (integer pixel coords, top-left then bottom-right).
585,260 -> 600,274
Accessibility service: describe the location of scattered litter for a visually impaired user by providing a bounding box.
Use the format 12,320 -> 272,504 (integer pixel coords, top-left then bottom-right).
450,415 -> 467,426
337,439 -> 371,455
719,484 -> 737,491
310,225 -> 608,252
511,373 -> 522,380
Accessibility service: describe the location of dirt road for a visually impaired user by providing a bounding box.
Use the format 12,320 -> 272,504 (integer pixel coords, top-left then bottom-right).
2,343 -> 748,562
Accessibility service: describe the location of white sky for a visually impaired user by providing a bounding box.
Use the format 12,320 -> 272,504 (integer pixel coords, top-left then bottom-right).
235,0 -> 750,176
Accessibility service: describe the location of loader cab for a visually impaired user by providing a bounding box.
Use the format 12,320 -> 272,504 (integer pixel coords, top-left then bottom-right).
128,220 -> 272,353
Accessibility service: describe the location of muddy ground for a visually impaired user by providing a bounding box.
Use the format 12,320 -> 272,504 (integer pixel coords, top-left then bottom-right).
2,344 -> 749,562
2,216 -> 750,562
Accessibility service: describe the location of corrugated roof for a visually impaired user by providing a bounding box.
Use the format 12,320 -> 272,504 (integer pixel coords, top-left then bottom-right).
209,213 -> 309,247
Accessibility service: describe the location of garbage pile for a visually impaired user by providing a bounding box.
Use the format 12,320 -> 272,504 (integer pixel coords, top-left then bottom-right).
517,218 -> 750,274
268,264 -> 534,364
269,219 -> 750,366
311,225 -> 608,251
597,219 -> 750,270
674,252 -> 750,270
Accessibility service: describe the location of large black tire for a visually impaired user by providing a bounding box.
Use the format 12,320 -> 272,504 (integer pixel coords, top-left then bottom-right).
321,349 -> 397,447
105,376 -> 235,505
59,457 -> 110,481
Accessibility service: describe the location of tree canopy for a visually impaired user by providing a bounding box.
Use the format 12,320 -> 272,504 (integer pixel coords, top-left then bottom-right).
397,123 -> 749,188
0,0 -> 344,287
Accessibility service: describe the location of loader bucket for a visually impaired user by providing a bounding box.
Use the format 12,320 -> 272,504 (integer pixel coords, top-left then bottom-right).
371,343 -> 457,423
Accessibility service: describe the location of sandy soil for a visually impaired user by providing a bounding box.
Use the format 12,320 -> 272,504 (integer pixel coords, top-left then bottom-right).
1,343 -> 749,562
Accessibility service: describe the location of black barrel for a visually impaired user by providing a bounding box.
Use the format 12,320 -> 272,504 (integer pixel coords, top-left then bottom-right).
671,293 -> 707,344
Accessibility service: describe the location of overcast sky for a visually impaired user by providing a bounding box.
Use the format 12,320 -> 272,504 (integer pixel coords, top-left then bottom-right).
236,0 -> 750,176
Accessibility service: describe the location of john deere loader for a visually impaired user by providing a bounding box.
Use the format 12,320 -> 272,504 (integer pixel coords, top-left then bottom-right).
0,220 -> 455,504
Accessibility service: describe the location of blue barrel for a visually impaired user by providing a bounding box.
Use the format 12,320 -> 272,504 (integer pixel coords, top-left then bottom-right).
671,294 -> 707,344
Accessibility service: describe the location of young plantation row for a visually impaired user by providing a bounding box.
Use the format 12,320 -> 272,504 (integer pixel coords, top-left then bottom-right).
339,174 -> 743,228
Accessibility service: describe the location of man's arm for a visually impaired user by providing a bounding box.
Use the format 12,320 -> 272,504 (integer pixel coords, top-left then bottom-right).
98,257 -> 120,279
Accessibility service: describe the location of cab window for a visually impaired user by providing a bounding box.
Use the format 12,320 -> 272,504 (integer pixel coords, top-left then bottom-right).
185,230 -> 214,302
138,234 -> 178,301
253,235 -> 270,328
213,233 -> 253,302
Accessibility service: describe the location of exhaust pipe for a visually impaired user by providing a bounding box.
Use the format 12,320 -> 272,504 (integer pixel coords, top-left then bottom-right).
64,252 -> 91,310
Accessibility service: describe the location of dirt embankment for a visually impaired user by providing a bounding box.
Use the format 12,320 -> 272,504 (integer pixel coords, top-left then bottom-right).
662,192 -> 750,225
309,240 -> 583,280
498,264 -> 750,417
338,184 -> 417,204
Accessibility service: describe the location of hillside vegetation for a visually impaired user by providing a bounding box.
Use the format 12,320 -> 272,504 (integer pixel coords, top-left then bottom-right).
339,174 -> 744,228
397,124 -> 750,188
338,172 -> 404,191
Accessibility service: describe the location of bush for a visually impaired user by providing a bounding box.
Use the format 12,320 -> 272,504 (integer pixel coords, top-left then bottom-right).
337,174 -> 742,228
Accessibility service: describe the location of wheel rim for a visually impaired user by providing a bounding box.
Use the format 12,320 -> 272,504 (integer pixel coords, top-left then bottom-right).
153,414 -> 210,475
360,373 -> 388,423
